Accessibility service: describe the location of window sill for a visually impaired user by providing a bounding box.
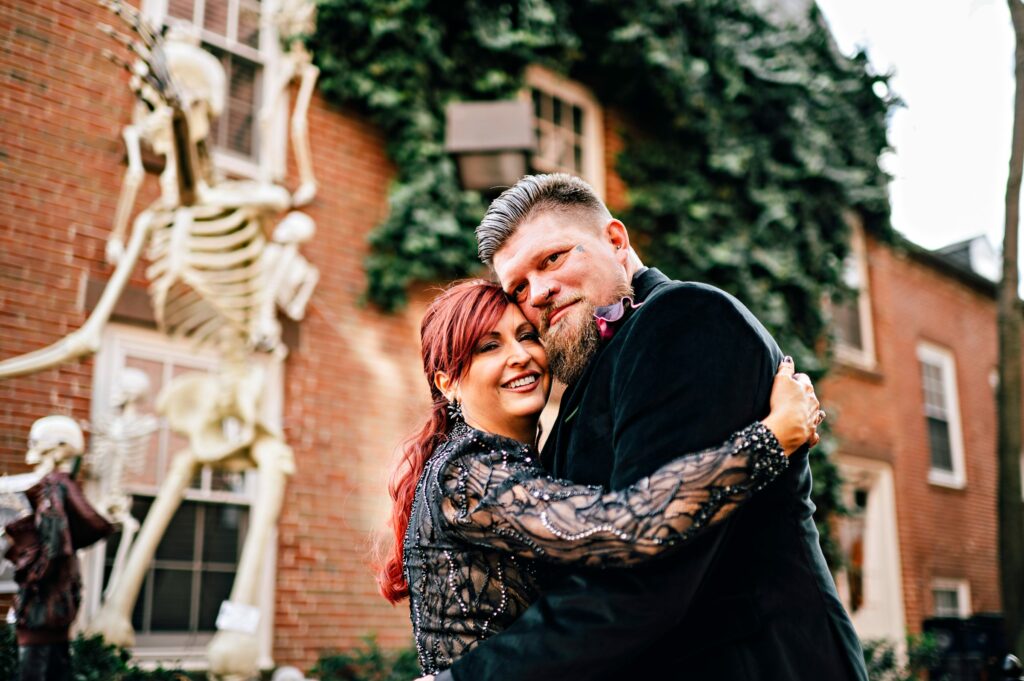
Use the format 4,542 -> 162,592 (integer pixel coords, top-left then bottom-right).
928,471 -> 966,490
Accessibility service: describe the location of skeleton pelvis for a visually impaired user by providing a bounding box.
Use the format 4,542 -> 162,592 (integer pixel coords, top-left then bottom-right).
157,365 -> 269,465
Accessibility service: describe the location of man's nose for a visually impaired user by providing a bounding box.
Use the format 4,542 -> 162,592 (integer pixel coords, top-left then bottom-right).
528,277 -> 558,308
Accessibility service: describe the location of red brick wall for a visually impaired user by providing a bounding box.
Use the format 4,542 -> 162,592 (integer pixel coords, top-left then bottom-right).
823,236 -> 1002,633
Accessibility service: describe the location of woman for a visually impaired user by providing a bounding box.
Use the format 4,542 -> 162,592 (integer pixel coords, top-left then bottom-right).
379,280 -> 822,676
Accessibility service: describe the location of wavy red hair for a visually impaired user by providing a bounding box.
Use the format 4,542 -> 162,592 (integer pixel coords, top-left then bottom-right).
378,279 -> 509,603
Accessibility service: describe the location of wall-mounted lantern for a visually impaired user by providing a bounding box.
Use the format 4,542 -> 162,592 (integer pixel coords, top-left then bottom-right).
444,100 -> 535,194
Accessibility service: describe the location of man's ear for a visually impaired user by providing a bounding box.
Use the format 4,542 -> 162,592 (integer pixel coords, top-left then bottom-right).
605,219 -> 631,263
434,371 -> 454,401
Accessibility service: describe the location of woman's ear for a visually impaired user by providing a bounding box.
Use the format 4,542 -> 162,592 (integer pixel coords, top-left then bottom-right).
434,371 -> 454,401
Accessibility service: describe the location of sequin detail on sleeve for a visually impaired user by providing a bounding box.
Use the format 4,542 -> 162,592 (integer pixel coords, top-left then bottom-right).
435,421 -> 786,566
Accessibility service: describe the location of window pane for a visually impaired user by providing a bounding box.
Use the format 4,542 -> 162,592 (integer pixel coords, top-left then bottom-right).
572,105 -> 583,135
927,416 -> 954,472
203,0 -> 229,37
211,469 -> 247,494
532,88 -> 542,118
238,0 -> 262,49
198,570 -> 236,630
833,298 -> 863,350
209,48 -> 261,158
151,569 -> 193,630
167,0 -> 195,22
552,97 -> 562,126
933,588 -> 960,617
156,501 -> 197,561
573,143 -> 582,172
203,503 -> 244,563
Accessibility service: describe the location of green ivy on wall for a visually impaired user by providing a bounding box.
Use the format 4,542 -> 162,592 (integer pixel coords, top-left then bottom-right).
310,0 -> 896,567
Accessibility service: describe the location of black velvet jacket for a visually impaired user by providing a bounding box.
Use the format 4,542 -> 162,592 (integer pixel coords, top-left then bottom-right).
444,268 -> 868,681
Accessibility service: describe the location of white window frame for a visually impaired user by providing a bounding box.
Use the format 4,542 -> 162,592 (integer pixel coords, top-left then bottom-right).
81,324 -> 280,671
141,0 -> 288,180
522,65 -> 606,200
916,342 -> 967,489
834,216 -> 876,370
931,578 -> 971,618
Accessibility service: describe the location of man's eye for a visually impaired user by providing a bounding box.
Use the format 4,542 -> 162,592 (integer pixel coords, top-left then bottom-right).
546,252 -> 562,265
512,283 -> 527,301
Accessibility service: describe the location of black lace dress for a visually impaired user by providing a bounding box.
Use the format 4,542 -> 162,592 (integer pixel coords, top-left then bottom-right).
402,420 -> 788,675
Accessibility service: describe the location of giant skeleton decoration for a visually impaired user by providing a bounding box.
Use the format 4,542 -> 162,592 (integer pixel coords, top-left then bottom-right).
0,1 -> 320,677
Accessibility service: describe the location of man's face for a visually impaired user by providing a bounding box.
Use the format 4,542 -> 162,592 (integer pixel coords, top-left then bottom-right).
492,210 -> 632,383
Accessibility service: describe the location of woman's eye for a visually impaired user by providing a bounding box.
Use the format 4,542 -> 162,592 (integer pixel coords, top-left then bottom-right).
546,252 -> 561,265
520,332 -> 541,343
478,342 -> 499,353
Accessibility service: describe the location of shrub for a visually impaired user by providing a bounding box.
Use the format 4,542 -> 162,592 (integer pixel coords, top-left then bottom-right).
310,636 -> 420,681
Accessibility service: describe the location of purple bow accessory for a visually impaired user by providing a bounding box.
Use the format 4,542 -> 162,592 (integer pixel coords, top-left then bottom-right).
593,297 -> 644,341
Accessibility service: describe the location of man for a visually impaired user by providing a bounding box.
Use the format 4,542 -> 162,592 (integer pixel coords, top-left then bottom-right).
434,174 -> 866,680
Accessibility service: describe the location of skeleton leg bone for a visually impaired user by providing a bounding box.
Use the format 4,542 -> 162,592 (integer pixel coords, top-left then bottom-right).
104,511 -> 140,601
89,447 -> 196,646
207,435 -> 293,680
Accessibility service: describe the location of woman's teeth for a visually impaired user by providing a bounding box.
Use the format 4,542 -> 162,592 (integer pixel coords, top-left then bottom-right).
505,375 -> 538,389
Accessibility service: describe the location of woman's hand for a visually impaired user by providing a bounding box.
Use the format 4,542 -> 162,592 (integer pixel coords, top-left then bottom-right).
761,357 -> 824,456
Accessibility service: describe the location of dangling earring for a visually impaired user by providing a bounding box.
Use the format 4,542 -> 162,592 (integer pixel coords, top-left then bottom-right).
446,397 -> 464,423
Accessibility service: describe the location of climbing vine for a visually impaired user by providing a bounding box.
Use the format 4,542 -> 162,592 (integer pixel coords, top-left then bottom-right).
310,0 -> 896,567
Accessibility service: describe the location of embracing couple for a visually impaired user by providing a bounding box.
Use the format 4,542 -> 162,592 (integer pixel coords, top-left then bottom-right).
379,173 -> 868,680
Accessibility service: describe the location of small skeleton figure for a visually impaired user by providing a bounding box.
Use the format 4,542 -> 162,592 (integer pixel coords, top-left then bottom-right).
3,416 -> 113,681
85,368 -> 158,600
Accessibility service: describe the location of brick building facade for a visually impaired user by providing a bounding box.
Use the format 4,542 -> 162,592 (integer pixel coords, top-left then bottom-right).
825,229 -> 1004,645
0,0 -> 1006,673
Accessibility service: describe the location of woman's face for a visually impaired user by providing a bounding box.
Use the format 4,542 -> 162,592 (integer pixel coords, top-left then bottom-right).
449,305 -> 551,441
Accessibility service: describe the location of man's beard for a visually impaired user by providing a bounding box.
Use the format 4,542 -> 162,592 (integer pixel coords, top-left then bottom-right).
542,281 -> 633,385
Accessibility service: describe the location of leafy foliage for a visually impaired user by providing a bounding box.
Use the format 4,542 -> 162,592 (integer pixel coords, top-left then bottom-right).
311,0 -> 895,565
862,633 -> 945,681
0,628 -> 191,680
310,636 -> 419,681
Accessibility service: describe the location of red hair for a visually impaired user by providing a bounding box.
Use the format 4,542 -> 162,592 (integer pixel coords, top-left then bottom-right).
378,279 -> 509,603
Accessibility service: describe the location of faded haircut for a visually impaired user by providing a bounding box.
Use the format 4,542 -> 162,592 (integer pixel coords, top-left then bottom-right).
475,173 -> 612,267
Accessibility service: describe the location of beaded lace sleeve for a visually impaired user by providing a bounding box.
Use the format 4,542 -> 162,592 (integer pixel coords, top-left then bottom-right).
435,421 -> 787,567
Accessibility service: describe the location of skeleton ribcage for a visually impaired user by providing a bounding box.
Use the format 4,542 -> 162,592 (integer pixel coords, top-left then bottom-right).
146,203 -> 268,349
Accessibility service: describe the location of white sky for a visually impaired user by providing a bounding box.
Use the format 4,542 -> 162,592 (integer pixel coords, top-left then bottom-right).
815,0 -> 1016,251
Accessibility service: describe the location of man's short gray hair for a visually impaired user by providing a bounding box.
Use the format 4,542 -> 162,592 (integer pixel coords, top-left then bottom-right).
476,173 -> 612,267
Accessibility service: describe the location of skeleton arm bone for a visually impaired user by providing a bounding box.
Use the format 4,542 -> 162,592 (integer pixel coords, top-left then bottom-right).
0,210 -> 152,379
108,124 -> 145,265
289,59 -> 318,206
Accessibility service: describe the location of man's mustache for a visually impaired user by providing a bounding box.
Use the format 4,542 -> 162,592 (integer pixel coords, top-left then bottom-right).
539,296 -> 586,334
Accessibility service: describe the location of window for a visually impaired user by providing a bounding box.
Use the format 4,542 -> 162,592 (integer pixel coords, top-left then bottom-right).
931,579 -> 971,618
917,342 -> 967,488
834,217 -> 876,369
145,0 -> 285,176
524,66 -> 605,198
84,325 -> 280,667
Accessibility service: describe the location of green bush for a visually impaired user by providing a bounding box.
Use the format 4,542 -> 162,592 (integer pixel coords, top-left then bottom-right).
310,636 -> 420,681
862,633 -> 945,681
0,625 -> 190,681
